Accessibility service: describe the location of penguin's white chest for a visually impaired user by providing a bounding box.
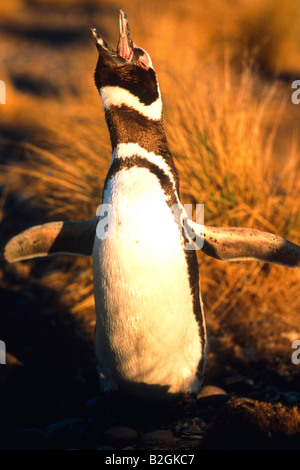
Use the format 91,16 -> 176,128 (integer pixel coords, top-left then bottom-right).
92,166 -> 202,397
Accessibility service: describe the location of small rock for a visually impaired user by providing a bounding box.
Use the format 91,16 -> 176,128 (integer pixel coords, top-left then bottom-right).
197,385 -> 228,406
141,429 -> 178,445
105,426 -> 138,446
173,417 -> 207,439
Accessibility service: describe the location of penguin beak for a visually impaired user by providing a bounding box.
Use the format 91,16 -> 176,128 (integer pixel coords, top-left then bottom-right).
91,28 -> 113,54
91,9 -> 134,65
117,9 -> 134,61
92,9 -> 152,70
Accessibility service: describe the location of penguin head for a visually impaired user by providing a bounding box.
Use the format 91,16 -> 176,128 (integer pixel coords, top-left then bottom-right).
92,9 -> 159,107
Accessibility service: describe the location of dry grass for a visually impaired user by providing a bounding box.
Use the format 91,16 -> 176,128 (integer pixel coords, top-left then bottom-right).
164,60 -> 300,370
1,0 -> 300,377
203,398 -> 300,449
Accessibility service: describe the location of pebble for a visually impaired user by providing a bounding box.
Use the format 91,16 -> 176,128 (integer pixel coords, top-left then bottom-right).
197,385 -> 228,406
173,417 -> 207,439
141,429 -> 178,445
105,426 -> 138,446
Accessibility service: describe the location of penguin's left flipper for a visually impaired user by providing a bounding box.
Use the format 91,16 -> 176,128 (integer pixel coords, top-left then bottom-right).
4,217 -> 99,263
187,220 -> 300,268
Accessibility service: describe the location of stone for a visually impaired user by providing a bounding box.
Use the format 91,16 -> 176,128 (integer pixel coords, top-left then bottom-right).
173,417 -> 207,439
197,385 -> 228,406
141,429 -> 178,445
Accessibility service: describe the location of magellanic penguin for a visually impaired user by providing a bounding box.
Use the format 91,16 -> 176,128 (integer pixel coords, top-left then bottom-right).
4,10 -> 300,402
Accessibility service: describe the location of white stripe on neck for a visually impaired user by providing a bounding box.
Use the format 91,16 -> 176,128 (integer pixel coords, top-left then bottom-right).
100,86 -> 162,121
112,143 -> 177,191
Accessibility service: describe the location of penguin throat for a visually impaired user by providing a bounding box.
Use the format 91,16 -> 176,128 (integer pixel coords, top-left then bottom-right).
104,105 -> 170,156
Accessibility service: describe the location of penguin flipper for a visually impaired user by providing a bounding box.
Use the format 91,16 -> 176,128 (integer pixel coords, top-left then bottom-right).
188,220 -> 300,268
4,217 -> 99,263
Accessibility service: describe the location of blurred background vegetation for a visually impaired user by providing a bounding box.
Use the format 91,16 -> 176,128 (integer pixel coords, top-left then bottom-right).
0,0 -> 299,393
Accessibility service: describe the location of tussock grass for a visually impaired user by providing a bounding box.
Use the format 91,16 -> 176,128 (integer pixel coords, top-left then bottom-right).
1,0 -> 300,369
163,62 -> 300,348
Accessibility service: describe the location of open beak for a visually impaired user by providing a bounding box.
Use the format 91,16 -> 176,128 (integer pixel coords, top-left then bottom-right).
117,9 -> 134,61
91,9 -> 134,64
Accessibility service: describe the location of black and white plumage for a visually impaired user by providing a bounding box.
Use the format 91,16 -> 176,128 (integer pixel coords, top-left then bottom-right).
4,10 -> 300,401
91,11 -> 205,398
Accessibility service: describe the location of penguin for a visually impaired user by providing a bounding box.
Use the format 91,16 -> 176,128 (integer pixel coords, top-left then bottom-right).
4,9 -> 300,401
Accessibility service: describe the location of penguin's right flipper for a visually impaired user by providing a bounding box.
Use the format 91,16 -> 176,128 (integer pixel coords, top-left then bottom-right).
187,220 -> 300,268
4,217 -> 99,263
